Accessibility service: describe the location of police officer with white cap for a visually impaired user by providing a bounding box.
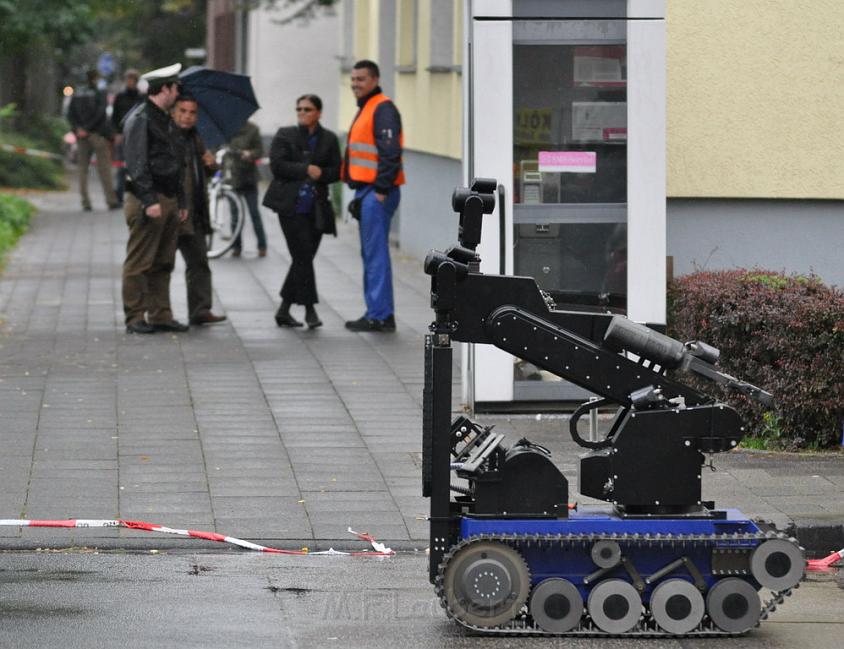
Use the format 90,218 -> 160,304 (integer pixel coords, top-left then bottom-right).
121,63 -> 190,334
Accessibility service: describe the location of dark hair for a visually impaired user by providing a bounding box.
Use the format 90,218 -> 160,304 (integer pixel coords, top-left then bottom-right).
175,93 -> 197,105
148,80 -> 179,97
86,69 -> 99,84
296,94 -> 322,111
352,59 -> 380,78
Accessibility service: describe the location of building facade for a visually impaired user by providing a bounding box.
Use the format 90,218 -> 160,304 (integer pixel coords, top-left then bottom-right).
337,0 -> 464,260
206,0 -> 341,136
340,0 -> 844,287
665,0 -> 844,285
208,0 -> 844,289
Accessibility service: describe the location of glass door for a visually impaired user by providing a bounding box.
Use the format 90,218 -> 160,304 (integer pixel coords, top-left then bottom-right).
511,20 -> 628,400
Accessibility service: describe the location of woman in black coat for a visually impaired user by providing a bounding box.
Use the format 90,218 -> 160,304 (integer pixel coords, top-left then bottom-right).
263,94 -> 341,328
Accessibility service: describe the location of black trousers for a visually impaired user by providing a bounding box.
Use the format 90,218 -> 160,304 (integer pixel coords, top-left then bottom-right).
279,212 -> 323,306
177,229 -> 213,321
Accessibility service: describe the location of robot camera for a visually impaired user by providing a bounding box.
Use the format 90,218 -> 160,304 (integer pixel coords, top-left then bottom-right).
451,178 -> 497,215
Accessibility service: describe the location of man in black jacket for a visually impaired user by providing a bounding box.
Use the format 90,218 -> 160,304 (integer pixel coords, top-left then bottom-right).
67,69 -> 119,210
111,69 -> 143,205
172,94 -> 227,326
121,63 -> 189,334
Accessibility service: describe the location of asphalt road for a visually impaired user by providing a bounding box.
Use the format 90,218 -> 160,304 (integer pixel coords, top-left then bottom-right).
0,551 -> 841,649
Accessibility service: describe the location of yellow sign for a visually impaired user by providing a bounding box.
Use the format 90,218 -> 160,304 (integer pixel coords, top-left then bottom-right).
514,108 -> 553,145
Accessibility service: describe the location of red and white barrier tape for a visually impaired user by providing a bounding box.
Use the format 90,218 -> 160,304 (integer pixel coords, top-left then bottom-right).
0,519 -> 393,557
806,548 -> 844,570
0,143 -> 64,161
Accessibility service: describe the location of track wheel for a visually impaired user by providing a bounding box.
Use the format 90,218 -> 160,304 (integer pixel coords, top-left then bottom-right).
706,578 -> 761,633
529,578 -> 583,633
442,541 -> 530,628
587,579 -> 642,634
649,578 -> 705,634
750,539 -> 804,591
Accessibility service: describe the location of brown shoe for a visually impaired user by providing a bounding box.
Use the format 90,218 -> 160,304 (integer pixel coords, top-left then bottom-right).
231,249 -> 241,258
258,248 -> 267,258
190,312 -> 227,326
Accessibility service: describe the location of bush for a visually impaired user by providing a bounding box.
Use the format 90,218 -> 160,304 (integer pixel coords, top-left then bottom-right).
0,148 -> 64,189
0,193 -> 34,262
0,103 -> 65,190
668,270 -> 844,450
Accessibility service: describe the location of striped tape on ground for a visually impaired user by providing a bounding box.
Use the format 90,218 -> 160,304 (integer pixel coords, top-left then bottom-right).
0,519 -> 393,556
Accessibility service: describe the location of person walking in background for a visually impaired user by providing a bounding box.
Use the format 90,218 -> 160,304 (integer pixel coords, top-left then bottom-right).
226,121 -> 267,257
263,94 -> 341,329
172,94 -> 227,326
342,60 -> 404,333
111,69 -> 143,206
67,68 -> 119,211
121,63 -> 189,334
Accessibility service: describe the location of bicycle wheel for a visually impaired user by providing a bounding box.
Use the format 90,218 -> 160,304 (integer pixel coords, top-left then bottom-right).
206,187 -> 246,258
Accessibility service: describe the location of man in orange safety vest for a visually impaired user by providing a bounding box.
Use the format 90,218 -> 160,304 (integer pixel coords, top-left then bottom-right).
342,60 -> 405,333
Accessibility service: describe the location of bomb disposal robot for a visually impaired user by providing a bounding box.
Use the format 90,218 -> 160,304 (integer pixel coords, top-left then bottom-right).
422,179 -> 803,637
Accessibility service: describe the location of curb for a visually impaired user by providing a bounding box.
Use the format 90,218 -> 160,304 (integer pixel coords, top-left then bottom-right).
788,518 -> 844,558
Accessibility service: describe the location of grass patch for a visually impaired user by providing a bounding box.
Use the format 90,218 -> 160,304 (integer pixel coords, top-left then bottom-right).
0,193 -> 35,265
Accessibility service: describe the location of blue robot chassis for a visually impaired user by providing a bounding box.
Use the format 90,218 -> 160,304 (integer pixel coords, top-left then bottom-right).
421,179 -> 803,636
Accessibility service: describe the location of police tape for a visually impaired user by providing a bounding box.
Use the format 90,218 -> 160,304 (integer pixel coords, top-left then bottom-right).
806,548 -> 844,570
0,143 -> 64,161
0,519 -> 394,556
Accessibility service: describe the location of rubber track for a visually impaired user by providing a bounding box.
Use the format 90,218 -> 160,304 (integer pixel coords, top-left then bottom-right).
434,530 -> 801,637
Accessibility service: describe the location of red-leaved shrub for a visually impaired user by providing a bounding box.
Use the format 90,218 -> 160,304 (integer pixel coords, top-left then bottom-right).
668,270 -> 844,449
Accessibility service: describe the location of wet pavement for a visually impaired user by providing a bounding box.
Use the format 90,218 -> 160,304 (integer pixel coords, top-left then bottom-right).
0,550 -> 842,649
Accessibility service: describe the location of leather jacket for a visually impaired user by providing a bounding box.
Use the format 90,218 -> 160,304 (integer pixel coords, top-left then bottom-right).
122,99 -> 185,209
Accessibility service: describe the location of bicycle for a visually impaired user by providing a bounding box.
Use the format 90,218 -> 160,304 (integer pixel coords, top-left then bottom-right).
205,147 -> 246,259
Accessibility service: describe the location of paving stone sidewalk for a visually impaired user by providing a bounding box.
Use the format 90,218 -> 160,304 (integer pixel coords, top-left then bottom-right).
1,179 -> 842,553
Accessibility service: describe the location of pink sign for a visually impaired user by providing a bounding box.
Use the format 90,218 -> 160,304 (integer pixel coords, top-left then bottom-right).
538,151 -> 596,173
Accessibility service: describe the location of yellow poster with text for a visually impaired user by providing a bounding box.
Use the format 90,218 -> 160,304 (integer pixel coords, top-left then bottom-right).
514,108 -> 553,145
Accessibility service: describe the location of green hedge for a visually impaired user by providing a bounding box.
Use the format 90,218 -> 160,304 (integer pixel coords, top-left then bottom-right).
0,193 -> 34,262
668,270 -> 844,450
0,147 -> 64,189
0,104 -> 65,189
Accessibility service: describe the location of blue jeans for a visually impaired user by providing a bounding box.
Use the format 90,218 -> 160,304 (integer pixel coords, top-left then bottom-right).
233,186 -> 267,251
357,186 -> 400,320
114,140 -> 126,203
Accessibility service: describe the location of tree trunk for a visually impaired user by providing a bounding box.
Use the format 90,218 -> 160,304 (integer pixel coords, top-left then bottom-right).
0,53 -> 28,112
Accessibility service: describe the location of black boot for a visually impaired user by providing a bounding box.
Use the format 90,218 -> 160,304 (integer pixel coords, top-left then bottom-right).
275,301 -> 303,327
305,305 -> 322,329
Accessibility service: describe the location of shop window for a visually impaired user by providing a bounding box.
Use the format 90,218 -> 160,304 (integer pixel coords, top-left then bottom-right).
513,42 -> 627,205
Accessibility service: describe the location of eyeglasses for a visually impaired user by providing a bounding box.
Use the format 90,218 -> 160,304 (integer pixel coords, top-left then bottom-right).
296,107 -> 315,112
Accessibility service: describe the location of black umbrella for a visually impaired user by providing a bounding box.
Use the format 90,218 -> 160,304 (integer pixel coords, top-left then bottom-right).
178,66 -> 260,148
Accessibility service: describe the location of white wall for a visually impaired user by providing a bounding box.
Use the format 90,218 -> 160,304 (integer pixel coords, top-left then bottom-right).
245,7 -> 341,135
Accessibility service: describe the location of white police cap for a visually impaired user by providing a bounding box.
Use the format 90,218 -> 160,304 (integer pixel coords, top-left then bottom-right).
140,63 -> 182,84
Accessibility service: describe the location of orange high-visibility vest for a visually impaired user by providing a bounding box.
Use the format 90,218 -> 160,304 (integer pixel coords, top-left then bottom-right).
343,93 -> 405,186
